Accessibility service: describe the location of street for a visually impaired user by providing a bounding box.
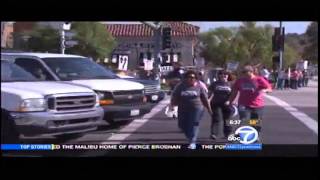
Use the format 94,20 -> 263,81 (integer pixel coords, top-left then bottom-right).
2,79 -> 318,157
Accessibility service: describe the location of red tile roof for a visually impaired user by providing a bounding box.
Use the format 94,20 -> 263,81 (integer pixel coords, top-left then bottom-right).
13,22 -> 36,33
106,22 -> 199,37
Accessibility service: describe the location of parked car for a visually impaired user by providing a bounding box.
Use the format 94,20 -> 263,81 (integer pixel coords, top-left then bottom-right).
1,60 -> 104,143
117,74 -> 165,103
1,53 -> 151,124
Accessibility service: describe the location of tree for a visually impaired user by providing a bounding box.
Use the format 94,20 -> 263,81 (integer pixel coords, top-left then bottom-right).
303,22 -> 318,64
15,22 -> 116,61
235,23 -> 273,66
199,22 -> 274,69
68,22 -> 116,61
17,25 -> 60,52
283,44 -> 300,68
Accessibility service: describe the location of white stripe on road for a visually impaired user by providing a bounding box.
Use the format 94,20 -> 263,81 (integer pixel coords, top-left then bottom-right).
265,94 -> 318,135
101,97 -> 171,144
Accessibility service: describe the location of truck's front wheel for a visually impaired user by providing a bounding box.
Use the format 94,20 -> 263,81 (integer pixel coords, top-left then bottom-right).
1,109 -> 21,144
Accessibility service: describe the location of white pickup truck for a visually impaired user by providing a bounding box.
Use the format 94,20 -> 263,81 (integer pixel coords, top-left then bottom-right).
1,53 -> 151,124
1,60 -> 104,143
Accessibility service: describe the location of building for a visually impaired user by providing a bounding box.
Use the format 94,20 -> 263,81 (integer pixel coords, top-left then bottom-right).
1,22 -> 14,48
11,21 -> 201,72
105,22 -> 200,71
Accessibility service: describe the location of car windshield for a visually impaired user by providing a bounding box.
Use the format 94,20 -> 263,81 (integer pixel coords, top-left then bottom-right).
1,61 -> 38,82
42,57 -> 118,80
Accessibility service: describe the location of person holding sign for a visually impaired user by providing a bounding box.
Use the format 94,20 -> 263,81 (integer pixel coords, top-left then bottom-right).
143,58 -> 154,71
118,55 -> 129,71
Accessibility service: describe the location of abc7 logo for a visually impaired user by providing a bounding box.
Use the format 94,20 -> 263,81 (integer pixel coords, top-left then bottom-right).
228,126 -> 259,144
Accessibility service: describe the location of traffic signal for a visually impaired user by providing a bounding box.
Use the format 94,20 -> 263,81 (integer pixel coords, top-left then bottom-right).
162,27 -> 171,49
272,27 -> 285,51
272,55 -> 280,70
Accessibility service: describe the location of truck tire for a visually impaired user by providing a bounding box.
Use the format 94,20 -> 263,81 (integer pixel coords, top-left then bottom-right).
1,109 -> 21,144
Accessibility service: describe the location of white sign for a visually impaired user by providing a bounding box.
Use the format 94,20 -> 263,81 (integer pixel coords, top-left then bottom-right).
296,60 -> 307,70
112,55 -> 117,63
104,58 -> 109,63
166,54 -> 171,64
173,54 -> 178,62
65,32 -> 76,38
144,58 -> 154,71
304,60 -> 308,70
227,61 -> 239,71
160,66 -> 173,72
65,40 -> 78,46
118,55 -> 129,71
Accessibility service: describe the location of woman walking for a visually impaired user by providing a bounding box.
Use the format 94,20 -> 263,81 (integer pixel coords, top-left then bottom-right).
170,70 -> 212,149
208,70 -> 233,140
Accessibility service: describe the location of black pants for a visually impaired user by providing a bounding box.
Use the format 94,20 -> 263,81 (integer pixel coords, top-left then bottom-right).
211,104 -> 232,138
284,79 -> 290,89
303,78 -> 309,86
290,79 -> 298,89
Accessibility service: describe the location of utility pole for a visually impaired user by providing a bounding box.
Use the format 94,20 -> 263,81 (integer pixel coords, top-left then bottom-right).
279,21 -> 283,71
154,22 -> 162,75
60,29 -> 65,54
60,22 -> 71,54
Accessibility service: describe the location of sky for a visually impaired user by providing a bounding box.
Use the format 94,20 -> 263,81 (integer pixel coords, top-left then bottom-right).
103,21 -> 312,34
189,21 -> 312,34
5,21 -> 311,34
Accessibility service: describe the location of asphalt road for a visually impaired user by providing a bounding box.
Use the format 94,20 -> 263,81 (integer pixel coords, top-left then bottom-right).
2,80 -> 318,157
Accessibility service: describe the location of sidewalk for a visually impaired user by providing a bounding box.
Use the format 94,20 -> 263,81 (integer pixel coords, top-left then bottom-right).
307,78 -> 318,88
312,76 -> 318,81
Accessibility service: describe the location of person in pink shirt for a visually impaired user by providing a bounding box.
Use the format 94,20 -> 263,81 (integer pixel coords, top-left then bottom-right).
226,65 -> 272,135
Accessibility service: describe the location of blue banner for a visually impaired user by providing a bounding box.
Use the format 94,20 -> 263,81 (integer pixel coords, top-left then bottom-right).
1,144 -> 53,150
225,144 -> 262,150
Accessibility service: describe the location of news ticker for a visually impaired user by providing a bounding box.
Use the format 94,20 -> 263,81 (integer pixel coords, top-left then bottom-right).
1,144 -> 262,151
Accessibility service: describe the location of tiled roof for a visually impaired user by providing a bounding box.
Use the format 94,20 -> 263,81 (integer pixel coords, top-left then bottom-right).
13,22 -> 36,33
106,22 -> 199,37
